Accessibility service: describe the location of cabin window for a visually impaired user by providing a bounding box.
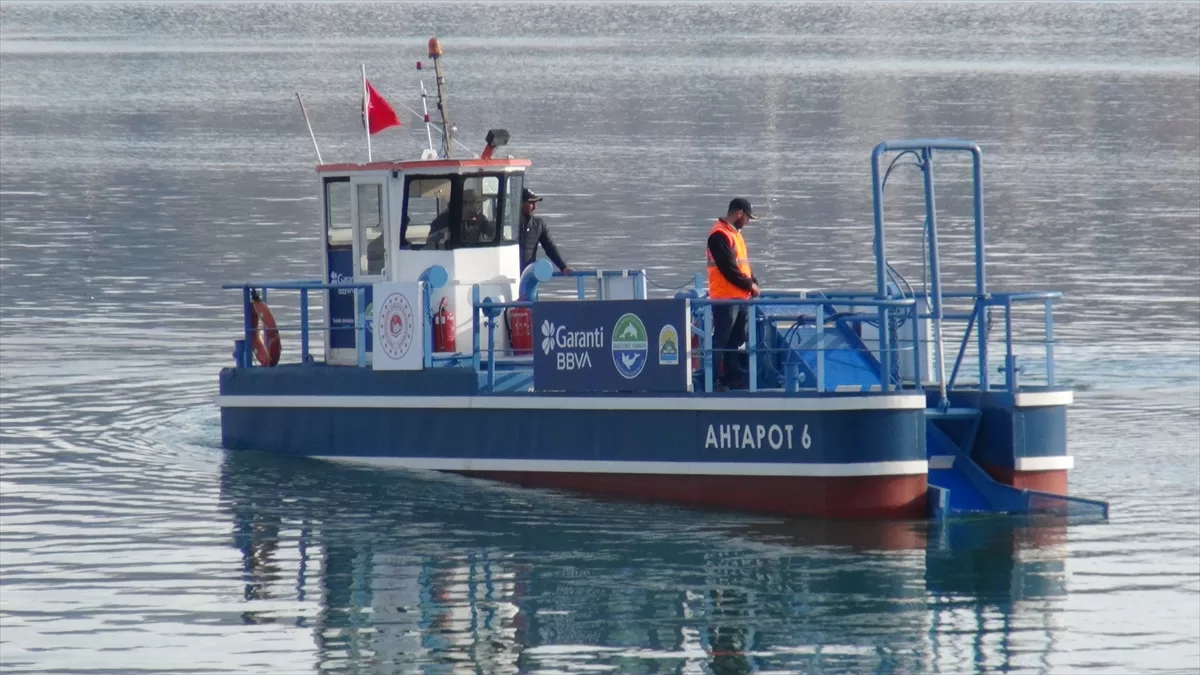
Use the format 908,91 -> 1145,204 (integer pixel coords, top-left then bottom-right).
357,183 -> 384,275
400,173 -> 518,250
501,173 -> 523,243
325,177 -> 352,247
403,176 -> 453,249
458,175 -> 501,246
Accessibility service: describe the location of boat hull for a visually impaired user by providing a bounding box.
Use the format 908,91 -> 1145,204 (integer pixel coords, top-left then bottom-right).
217,365 -> 930,520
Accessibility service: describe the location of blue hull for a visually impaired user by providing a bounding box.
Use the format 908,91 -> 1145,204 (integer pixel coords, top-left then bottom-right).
218,364 -> 932,519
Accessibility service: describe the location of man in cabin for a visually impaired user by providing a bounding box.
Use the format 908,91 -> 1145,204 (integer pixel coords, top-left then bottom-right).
706,197 -> 760,390
461,189 -> 495,244
519,188 -> 573,275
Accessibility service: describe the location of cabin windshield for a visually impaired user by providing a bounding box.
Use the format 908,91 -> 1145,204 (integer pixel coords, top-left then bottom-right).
401,172 -> 521,250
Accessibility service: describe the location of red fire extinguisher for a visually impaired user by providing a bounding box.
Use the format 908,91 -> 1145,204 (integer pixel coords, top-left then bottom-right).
508,306 -> 533,355
434,297 -> 456,353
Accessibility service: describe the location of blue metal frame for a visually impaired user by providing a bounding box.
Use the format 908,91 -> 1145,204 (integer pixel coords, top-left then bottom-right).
873,140 -> 986,405
870,139 -> 1063,397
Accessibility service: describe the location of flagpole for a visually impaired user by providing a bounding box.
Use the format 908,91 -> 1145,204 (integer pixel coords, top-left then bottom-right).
295,92 -> 323,164
361,64 -> 372,162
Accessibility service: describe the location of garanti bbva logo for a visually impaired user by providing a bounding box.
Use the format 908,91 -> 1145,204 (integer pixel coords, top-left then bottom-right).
611,313 -> 648,379
540,319 -> 603,371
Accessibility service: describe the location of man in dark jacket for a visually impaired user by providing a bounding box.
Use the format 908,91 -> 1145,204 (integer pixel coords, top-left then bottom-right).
519,188 -> 573,275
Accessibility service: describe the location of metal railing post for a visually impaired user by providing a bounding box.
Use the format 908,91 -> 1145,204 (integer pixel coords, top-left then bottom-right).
299,288 -> 310,364
747,303 -> 758,392
1045,297 -> 1055,386
1003,299 -> 1015,393
816,304 -> 825,392
879,306 -> 892,392
241,286 -> 253,368
703,303 -> 714,393
423,282 -> 433,368
472,285 -> 481,373
972,146 -> 989,390
910,304 -> 923,391
356,288 -> 367,368
486,314 -> 496,392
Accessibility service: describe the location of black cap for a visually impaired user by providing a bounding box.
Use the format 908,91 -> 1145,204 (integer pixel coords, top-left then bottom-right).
522,188 -> 543,203
728,197 -> 757,219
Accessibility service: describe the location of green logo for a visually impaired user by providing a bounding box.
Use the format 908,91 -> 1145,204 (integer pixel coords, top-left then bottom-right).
612,313 -> 649,379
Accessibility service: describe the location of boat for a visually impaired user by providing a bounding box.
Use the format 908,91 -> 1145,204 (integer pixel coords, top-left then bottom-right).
215,38 -> 1110,522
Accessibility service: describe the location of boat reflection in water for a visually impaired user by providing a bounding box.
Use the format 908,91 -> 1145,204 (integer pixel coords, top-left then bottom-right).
220,453 -> 1078,673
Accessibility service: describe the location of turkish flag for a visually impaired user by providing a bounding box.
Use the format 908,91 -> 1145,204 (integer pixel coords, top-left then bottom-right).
362,79 -> 401,135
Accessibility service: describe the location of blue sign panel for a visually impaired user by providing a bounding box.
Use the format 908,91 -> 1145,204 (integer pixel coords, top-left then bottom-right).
326,247 -> 372,352
532,298 -> 689,392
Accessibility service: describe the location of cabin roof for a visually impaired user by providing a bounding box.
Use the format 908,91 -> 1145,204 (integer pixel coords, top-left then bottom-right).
316,158 -> 532,174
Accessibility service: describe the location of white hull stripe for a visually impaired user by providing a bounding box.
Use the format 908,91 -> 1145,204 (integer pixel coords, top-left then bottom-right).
1013,391 -> 1074,408
216,393 -> 927,412
313,456 -> 930,477
1014,456 -> 1074,471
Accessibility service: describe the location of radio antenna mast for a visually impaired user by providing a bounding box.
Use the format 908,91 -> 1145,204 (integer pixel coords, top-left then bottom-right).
428,37 -> 452,159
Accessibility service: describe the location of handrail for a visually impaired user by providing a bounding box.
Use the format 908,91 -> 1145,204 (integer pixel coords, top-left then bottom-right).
543,267 -> 657,301
469,291 -> 919,394
224,274 -> 1061,397
224,280 -> 375,368
983,291 -> 1063,303
223,274 -> 453,370
800,288 -> 1063,395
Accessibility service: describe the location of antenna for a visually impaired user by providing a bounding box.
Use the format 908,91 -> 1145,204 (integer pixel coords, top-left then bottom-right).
419,80 -> 435,155
428,37 -> 452,159
360,64 -> 372,162
294,92 -> 323,164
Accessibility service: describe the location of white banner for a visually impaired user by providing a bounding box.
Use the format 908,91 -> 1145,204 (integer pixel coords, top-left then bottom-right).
372,282 -> 424,371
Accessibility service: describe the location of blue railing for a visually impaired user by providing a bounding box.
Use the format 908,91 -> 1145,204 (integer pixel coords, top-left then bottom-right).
815,288 -> 1061,393
223,274 -> 1059,400
692,296 -> 919,394
468,285 -> 920,394
222,270 -> 461,369
536,268 -> 705,301
222,280 -> 373,368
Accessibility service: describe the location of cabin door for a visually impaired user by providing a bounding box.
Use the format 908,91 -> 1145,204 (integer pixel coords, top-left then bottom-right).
350,177 -> 389,362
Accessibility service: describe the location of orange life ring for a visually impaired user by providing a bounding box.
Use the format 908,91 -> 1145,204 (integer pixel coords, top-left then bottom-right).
251,298 -> 281,367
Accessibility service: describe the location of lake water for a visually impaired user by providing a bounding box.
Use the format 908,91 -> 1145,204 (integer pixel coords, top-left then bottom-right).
1,1 -> 1198,673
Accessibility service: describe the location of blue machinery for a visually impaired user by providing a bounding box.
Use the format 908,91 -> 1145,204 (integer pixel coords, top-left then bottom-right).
223,139 -> 1110,521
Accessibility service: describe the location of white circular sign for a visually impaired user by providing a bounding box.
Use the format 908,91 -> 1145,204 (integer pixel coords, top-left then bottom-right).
377,292 -> 415,360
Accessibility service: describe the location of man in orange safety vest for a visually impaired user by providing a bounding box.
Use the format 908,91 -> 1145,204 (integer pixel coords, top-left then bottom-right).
705,197 -> 760,390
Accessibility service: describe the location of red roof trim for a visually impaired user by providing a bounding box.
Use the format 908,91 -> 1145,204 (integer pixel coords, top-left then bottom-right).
316,158 -> 532,173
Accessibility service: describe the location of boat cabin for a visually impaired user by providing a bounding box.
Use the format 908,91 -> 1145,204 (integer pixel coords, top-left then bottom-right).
317,140 -> 530,365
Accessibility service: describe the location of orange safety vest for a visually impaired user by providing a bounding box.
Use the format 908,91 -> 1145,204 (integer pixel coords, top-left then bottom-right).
706,218 -> 753,299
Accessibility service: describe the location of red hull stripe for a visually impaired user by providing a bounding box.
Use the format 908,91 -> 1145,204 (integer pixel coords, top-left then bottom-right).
981,464 -> 1069,495
452,470 -> 929,520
